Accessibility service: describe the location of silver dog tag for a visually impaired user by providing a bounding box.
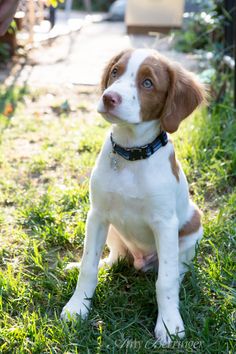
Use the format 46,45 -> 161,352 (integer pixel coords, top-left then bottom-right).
110,152 -> 119,171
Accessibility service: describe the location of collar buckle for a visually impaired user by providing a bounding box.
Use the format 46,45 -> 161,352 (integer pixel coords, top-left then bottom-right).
129,147 -> 147,161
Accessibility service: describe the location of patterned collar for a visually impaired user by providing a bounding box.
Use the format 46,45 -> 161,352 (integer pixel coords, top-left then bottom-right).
110,131 -> 168,161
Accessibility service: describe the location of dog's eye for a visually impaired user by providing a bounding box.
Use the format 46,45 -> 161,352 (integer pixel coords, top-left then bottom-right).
142,79 -> 153,89
111,68 -> 118,78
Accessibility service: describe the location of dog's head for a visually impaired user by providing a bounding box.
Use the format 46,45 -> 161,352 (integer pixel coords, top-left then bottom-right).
97,48 -> 206,133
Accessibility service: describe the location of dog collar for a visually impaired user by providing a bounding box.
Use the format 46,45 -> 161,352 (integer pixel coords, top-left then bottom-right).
110,131 -> 168,161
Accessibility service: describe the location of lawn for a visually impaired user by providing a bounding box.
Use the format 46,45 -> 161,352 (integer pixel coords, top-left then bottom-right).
0,82 -> 235,353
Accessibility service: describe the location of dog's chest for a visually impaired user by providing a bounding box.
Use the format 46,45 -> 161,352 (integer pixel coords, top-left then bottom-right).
91,148 -> 169,226
90,140 -> 176,255
92,153 -> 154,206
92,162 -> 154,246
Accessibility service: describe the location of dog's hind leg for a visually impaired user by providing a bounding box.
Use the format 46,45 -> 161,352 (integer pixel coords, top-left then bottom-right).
99,225 -> 129,268
178,226 -> 203,282
65,262 -> 81,270
65,225 -> 128,271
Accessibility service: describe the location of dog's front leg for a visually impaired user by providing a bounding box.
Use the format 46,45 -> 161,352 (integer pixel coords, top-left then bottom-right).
61,210 -> 109,320
152,217 -> 185,345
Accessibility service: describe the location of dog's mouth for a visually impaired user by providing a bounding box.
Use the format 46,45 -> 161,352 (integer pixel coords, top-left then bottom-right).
97,98 -> 139,125
97,103 -> 123,123
97,95 -> 122,122
99,111 -> 122,124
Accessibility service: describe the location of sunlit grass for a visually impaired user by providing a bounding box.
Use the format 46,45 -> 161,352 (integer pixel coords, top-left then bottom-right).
0,84 -> 235,353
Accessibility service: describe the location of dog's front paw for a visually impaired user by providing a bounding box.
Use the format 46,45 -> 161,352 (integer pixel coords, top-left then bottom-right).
61,296 -> 90,321
98,257 -> 114,269
154,312 -> 185,346
65,262 -> 81,271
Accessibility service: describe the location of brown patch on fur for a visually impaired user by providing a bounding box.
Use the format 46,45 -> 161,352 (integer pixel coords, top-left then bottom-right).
160,62 -> 207,133
179,208 -> 202,237
169,151 -> 180,182
137,56 -> 170,121
136,53 -> 207,132
101,49 -> 133,92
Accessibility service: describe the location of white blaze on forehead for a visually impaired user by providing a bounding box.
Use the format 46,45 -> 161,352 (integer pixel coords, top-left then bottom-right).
109,49 -> 154,123
98,48 -> 155,124
124,49 -> 155,79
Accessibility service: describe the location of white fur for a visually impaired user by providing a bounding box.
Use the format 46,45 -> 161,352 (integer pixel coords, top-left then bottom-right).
61,49 -> 203,346
97,49 -> 155,124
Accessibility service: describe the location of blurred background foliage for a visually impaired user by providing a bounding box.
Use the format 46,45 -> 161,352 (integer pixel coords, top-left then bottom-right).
174,0 -> 224,53
45,0 -> 65,7
174,0 -> 234,106
0,0 -> 234,107
70,0 -> 114,12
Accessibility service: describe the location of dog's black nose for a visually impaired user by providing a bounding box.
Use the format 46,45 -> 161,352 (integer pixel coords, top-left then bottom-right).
103,92 -> 122,110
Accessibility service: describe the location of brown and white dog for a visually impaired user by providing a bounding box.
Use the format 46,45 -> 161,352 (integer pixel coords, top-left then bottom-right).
61,48 -> 206,345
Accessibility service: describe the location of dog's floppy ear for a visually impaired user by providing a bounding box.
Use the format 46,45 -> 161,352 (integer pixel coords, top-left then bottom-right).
101,50 -> 128,92
160,63 -> 207,133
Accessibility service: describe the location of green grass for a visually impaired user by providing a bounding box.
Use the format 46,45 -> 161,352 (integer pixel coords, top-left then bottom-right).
0,84 -> 235,353
0,85 -> 29,139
